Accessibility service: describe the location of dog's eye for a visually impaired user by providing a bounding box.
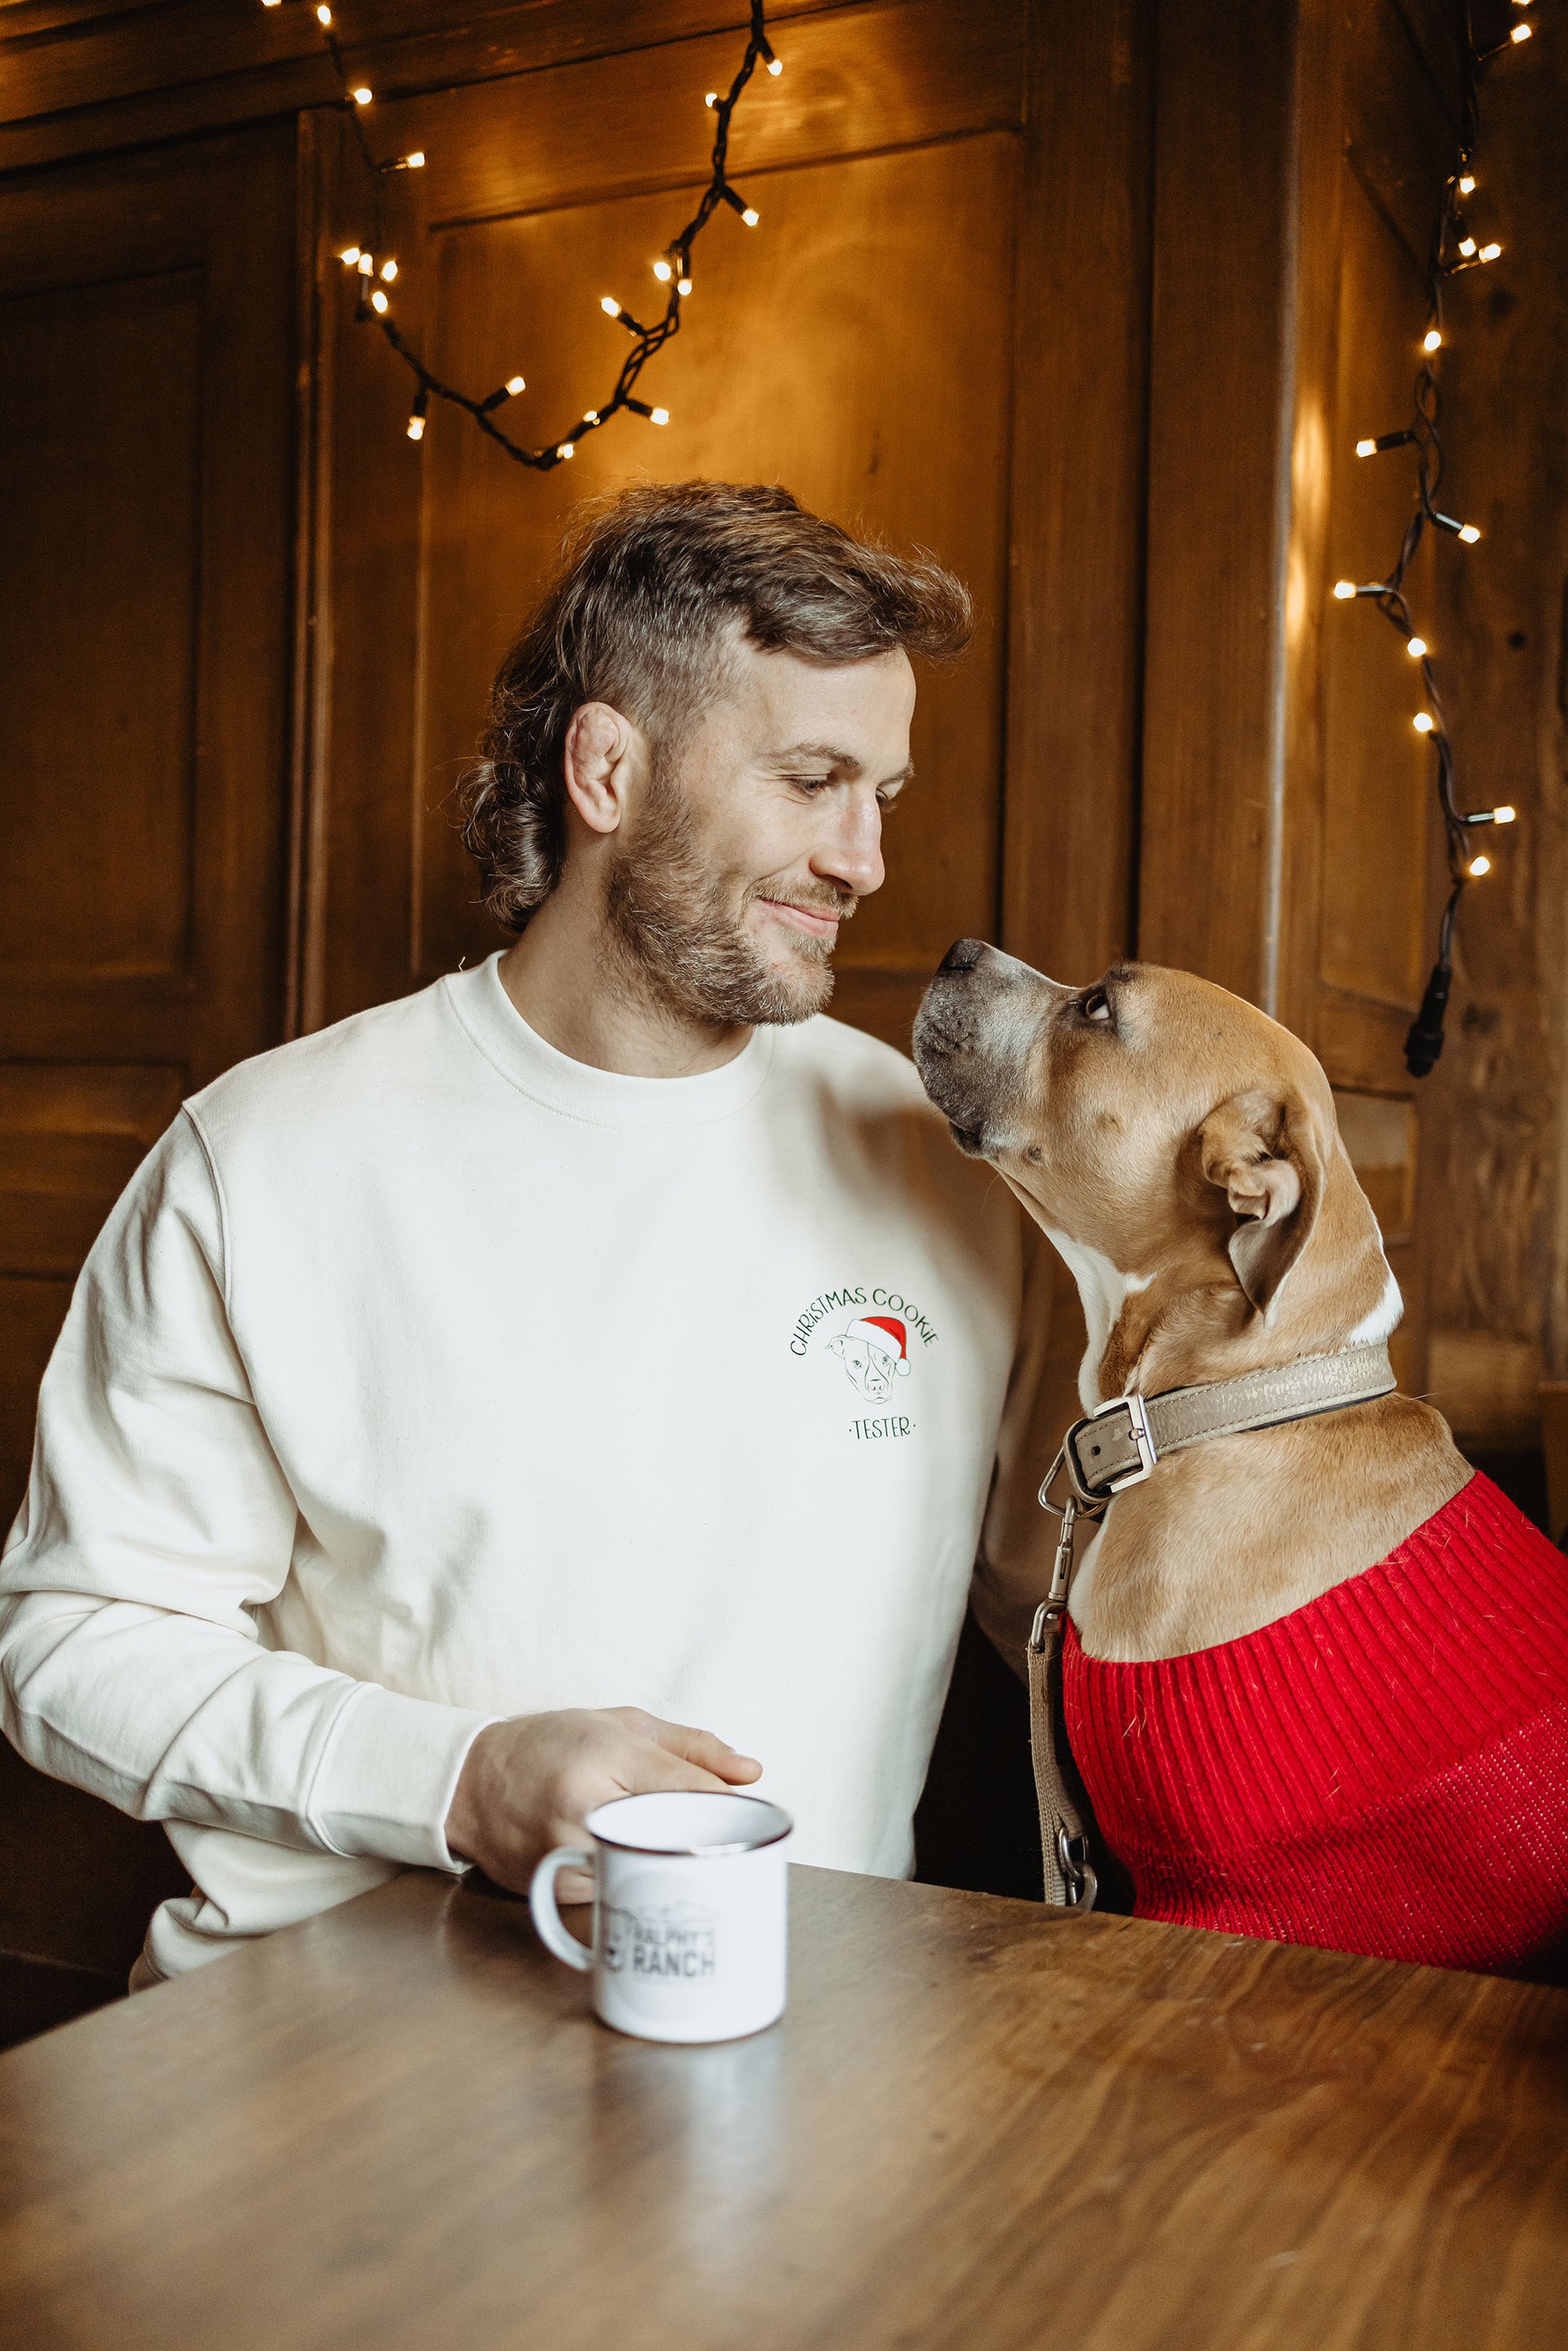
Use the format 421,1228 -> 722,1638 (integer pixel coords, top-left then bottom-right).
1082,989 -> 1112,1023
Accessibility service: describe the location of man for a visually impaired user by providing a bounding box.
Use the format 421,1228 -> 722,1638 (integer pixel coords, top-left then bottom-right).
1,482 -> 1038,1985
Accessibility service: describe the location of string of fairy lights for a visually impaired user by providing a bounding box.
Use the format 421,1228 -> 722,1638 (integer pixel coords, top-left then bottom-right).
258,0 -> 780,467
1332,1 -> 1539,1077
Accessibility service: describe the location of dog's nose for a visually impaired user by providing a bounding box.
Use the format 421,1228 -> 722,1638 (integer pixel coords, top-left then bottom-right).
938,937 -> 989,975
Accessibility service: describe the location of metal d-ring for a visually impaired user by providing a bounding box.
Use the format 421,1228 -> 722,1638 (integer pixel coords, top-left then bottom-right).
1037,1441 -> 1107,1525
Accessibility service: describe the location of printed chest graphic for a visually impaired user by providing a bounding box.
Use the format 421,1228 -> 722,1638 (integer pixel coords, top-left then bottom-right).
788,1282 -> 941,1441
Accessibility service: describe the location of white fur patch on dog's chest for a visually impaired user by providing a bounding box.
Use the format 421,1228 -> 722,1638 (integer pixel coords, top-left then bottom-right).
1044,1229 -> 1152,1413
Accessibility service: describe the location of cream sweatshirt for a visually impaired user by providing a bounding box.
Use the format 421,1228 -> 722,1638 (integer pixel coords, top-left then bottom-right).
0,956 -> 1024,1979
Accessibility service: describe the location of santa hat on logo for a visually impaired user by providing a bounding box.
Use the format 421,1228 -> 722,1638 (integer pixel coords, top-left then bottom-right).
845,1316 -> 911,1375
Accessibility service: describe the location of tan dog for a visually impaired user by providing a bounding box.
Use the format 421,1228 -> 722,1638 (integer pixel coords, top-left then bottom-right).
915,942 -> 1568,1977
913,942 -> 1470,1659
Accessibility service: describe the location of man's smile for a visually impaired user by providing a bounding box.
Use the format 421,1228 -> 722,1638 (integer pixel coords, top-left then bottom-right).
755,897 -> 845,941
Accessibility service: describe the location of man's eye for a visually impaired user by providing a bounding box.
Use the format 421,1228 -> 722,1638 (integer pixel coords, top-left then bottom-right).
786,775 -> 832,794
1082,989 -> 1112,1023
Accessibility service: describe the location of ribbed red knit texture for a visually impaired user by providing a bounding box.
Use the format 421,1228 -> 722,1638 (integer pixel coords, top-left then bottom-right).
1064,1472 -> 1568,1974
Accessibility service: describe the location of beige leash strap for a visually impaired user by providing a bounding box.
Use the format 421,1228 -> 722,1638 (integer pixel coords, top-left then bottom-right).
1027,1490 -> 1098,1911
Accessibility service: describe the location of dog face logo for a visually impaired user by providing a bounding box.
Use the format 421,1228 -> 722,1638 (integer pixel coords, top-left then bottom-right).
827,1315 -> 913,1400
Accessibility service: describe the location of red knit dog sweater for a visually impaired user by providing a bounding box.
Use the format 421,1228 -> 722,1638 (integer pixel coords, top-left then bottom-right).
1064,1472 -> 1568,1975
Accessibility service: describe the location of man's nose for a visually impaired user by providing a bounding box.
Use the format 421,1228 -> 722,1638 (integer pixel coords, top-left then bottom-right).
813,795 -> 885,899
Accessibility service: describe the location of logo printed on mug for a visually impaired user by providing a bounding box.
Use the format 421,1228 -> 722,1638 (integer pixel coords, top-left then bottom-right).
602,1899 -> 717,1979
530,1790 -> 791,2044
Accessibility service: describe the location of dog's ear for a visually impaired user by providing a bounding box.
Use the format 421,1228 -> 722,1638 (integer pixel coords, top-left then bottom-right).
1197,1088 -> 1325,1315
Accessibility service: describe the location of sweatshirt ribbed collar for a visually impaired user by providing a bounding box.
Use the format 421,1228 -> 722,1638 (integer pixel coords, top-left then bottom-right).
443,952 -> 776,1131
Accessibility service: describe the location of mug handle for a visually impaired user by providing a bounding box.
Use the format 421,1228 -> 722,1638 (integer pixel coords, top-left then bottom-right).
529,1846 -> 595,1971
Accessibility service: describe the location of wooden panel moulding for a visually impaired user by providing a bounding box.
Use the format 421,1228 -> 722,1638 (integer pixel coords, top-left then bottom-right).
1341,0 -> 1463,274
1267,0 -> 1346,1053
1316,169 -> 1438,1031
1137,0 -> 1303,1008
0,266 -> 202,986
389,0 -> 1027,232
0,2 -> 849,130
0,1063 -> 185,1280
1001,0 -> 1155,989
0,2 -> 917,177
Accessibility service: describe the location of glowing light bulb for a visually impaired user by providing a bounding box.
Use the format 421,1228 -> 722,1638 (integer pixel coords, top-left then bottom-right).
1494,805 -> 1517,824
339,245 -> 361,266
1423,327 -> 1442,352
558,443 -> 576,460
1468,854 -> 1492,877
653,260 -> 672,282
399,152 -> 425,170
705,91 -> 719,108
316,3 -> 332,23
677,276 -> 693,296
767,56 -> 782,74
601,296 -> 620,316
1459,523 -> 1481,543
1511,20 -> 1532,42
1458,237 -> 1477,256
1333,580 -> 1357,600
1413,712 -> 1434,734
650,407 -> 670,425
370,288 -> 389,313
407,415 -> 425,442
357,252 -> 372,274
1407,636 -> 1427,659
742,206 -> 760,227
380,259 -> 397,282
352,86 -> 372,105
584,410 -> 599,424
1479,242 -> 1503,262
1356,438 -> 1377,457
262,2 -> 282,8
506,376 -> 525,397
1459,175 -> 1477,194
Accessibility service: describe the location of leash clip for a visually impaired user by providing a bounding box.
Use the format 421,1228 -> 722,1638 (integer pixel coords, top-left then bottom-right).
1055,1825 -> 1097,1908
1028,1494 -> 1080,1654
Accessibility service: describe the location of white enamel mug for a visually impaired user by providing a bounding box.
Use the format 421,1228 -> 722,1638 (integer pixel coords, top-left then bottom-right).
528,1790 -> 793,2043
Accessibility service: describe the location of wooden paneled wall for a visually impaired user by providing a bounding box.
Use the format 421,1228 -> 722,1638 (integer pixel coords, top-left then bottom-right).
0,0 -> 1522,1999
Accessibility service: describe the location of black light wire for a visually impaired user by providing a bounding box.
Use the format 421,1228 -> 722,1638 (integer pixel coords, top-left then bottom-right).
280,0 -> 777,471
1339,2 -> 1538,1076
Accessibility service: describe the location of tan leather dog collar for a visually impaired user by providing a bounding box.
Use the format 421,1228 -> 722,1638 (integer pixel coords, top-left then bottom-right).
1058,1342 -> 1398,1509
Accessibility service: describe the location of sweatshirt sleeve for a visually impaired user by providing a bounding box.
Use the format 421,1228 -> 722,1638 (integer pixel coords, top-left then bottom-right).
971,1222 -> 1088,1678
0,1111 -> 491,1872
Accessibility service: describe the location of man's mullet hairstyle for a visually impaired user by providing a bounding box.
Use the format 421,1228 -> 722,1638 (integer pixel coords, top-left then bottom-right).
458,480 -> 973,932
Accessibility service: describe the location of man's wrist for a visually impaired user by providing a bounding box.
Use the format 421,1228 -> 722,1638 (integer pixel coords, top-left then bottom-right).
310,1684 -> 497,1872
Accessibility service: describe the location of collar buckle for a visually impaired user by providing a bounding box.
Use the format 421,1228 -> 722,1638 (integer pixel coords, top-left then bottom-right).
1065,1390 -> 1159,1504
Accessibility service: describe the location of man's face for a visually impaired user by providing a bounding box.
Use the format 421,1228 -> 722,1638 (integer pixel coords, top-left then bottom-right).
604,635 -> 915,1026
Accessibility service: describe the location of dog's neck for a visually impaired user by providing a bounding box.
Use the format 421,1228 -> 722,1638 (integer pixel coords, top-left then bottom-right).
1046,1194 -> 1398,1415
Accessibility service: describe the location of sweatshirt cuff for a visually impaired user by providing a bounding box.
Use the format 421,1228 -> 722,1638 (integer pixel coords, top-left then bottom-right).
309,1681 -> 496,1872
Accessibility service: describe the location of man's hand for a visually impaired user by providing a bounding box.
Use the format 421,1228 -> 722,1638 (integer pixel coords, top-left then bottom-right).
444,1706 -> 764,1899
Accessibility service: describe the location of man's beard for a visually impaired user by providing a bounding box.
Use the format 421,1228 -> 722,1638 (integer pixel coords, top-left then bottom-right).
604,764 -> 855,1029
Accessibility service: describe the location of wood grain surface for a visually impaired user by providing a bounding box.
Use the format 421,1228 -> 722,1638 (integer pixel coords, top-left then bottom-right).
0,1866 -> 1563,2350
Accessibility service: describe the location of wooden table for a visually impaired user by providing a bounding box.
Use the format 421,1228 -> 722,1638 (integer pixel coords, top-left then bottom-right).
0,1868 -> 1564,2349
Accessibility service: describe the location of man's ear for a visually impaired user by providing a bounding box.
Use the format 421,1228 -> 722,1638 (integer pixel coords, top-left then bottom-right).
1197,1087 -> 1325,1315
562,701 -> 640,836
